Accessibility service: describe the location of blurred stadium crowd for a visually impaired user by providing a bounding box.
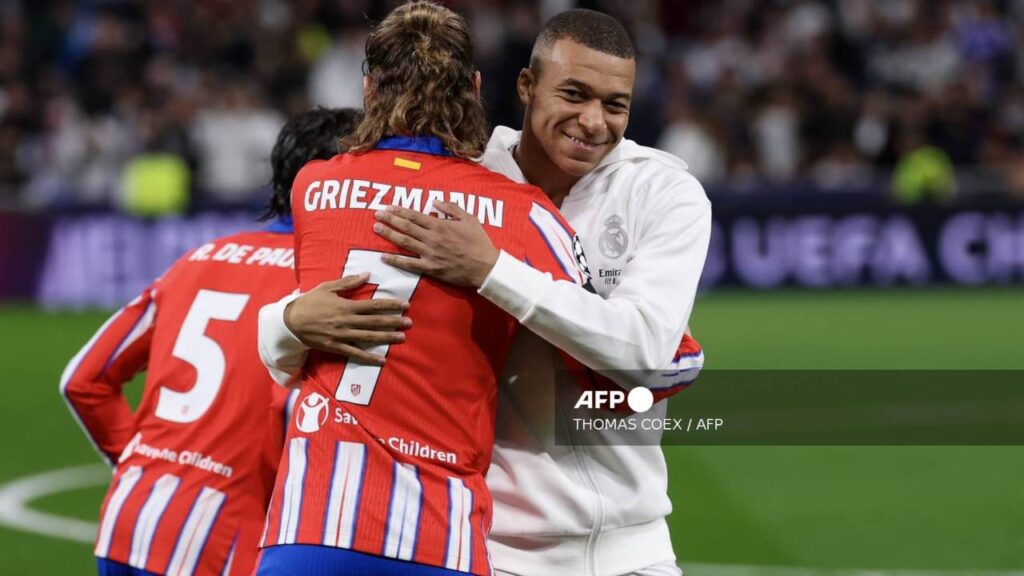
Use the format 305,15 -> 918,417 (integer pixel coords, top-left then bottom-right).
1,0 -> 1022,212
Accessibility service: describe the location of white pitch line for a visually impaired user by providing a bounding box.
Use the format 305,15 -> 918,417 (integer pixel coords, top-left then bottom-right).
0,463 -> 110,543
683,562 -> 1024,576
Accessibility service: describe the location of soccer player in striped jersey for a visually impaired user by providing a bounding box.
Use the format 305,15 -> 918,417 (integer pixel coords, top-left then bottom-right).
254,3 -> 591,576
60,108 -> 402,576
261,10 -> 709,576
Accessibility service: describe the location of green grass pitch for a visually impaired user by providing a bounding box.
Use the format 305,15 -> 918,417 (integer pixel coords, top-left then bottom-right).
2,288 -> 1023,574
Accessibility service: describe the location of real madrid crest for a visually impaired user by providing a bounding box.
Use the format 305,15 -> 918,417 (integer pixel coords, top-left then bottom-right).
599,215 -> 628,258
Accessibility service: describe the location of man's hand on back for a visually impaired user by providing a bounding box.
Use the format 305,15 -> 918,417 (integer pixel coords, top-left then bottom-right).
373,202 -> 499,287
284,273 -> 412,364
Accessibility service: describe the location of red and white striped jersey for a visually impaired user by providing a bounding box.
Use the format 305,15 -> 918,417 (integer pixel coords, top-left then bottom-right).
260,141 -> 590,575
61,227 -> 300,576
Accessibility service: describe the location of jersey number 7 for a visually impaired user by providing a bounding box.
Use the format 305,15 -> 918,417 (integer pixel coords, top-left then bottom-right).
335,250 -> 421,406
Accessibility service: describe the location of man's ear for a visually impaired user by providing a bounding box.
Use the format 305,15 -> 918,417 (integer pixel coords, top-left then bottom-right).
516,68 -> 535,108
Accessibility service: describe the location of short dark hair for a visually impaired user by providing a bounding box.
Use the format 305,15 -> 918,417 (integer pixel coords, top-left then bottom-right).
530,9 -> 635,73
262,107 -> 361,221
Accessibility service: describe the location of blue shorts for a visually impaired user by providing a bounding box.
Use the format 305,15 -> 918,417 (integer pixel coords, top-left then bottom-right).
96,558 -> 159,576
256,544 -> 467,575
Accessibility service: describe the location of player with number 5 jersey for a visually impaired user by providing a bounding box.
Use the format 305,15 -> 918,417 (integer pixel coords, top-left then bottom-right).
255,4 -> 590,576
60,108 -> 363,576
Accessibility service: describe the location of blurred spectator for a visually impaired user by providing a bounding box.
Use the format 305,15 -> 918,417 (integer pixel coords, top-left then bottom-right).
3,0 -> 1024,209
811,143 -> 877,192
752,87 -> 802,181
658,98 -> 726,183
307,24 -> 367,109
190,78 -> 283,205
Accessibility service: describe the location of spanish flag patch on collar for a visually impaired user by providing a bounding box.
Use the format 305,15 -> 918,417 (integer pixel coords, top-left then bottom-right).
394,157 -> 422,170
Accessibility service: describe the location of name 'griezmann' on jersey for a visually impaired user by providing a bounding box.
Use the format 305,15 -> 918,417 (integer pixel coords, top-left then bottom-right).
301,178 -> 505,228
259,139 -> 589,576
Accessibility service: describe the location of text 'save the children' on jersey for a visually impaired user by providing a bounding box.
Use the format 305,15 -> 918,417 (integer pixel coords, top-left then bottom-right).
260,138 -> 589,576
62,228 -> 299,576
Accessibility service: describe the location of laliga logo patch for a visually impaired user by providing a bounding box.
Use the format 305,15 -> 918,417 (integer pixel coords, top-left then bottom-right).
296,392 -> 330,433
599,215 -> 628,259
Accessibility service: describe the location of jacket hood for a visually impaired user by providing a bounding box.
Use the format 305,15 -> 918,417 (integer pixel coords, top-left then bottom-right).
487,125 -> 690,178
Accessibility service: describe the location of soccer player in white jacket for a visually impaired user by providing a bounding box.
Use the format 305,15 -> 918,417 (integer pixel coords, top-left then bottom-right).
258,10 -> 711,576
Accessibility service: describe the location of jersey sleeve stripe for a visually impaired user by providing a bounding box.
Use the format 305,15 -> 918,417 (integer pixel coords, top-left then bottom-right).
166,486 -> 227,576
382,463 -> 422,561
105,300 -> 156,371
59,310 -> 125,466
529,199 -> 576,239
95,465 -> 143,558
129,473 -> 180,570
652,336 -> 705,389
660,350 -> 705,375
528,218 -> 573,279
673,349 -> 704,361
658,364 -> 704,380
60,310 -> 123,390
322,441 -> 366,549
529,203 -> 583,284
650,378 -> 698,397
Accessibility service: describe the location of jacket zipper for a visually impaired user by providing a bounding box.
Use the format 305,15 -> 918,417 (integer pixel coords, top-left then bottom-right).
559,370 -> 605,576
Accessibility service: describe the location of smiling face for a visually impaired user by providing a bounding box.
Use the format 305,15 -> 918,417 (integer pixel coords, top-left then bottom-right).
518,39 -> 635,178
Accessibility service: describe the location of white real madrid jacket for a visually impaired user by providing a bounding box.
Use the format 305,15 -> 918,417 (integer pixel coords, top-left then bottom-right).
256,126 -> 712,576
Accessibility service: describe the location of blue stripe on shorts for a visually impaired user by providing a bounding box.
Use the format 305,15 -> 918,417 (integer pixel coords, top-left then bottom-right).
257,544 -> 466,576
96,558 -> 159,576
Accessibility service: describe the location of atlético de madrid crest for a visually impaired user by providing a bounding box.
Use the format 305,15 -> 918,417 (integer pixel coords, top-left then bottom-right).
599,215 -> 628,258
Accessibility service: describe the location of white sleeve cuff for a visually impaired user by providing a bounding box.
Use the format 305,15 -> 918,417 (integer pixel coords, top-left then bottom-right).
477,250 -> 551,321
258,291 -> 308,386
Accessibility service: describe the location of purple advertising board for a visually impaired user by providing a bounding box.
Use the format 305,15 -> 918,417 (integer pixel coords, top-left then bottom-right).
0,212 -> 255,309
2,202 -> 1023,309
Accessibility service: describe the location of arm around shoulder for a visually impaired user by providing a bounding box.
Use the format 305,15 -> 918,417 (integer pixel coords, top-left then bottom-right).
257,292 -> 307,387
480,178 -> 712,376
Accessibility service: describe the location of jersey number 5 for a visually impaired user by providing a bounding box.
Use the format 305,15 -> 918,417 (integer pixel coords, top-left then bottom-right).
155,289 -> 250,423
336,250 -> 421,405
